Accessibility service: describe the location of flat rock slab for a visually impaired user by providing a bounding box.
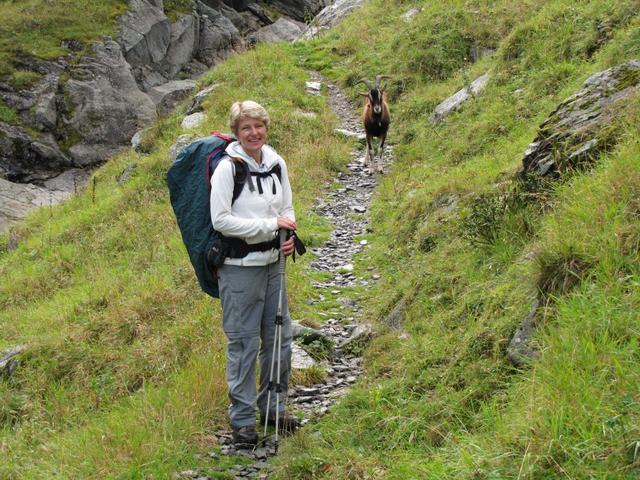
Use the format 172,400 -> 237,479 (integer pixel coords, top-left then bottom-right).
430,72 -> 490,124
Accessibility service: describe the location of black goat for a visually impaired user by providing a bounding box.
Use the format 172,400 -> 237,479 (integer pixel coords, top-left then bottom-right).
356,75 -> 391,173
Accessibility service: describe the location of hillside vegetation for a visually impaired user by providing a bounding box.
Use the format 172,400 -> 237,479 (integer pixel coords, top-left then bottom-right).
1,0 -> 639,479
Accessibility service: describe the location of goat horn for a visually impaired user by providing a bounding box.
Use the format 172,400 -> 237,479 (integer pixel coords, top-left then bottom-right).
375,75 -> 391,89
356,78 -> 374,90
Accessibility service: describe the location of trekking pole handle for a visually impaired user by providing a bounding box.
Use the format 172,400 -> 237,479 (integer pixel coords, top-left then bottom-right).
279,228 -> 288,248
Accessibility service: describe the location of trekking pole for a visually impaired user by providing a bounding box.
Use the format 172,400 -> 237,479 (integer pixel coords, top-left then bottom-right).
263,228 -> 288,450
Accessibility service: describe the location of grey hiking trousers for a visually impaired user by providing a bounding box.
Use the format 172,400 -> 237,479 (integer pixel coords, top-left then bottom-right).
217,262 -> 292,428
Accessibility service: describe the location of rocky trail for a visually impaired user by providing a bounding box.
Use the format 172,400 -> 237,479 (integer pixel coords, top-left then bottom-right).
175,75 -> 391,480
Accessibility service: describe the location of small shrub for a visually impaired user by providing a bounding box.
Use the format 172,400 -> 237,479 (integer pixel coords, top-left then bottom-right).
461,192 -> 508,246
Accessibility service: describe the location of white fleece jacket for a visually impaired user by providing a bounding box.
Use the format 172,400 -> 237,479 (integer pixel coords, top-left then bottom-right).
210,141 -> 295,266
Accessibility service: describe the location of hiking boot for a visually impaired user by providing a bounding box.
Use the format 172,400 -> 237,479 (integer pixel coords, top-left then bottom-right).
261,411 -> 300,435
232,425 -> 258,446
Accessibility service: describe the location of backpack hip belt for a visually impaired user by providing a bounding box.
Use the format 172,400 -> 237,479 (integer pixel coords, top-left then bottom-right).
224,235 -> 280,258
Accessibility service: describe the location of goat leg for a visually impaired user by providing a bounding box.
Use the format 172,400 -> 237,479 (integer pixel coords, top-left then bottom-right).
365,135 -> 374,172
376,133 -> 386,173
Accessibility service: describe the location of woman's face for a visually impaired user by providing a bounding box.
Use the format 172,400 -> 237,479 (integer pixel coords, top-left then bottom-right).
236,116 -> 267,159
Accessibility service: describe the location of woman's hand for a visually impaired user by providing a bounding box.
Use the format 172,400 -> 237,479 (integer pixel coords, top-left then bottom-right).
277,216 -> 297,231
281,236 -> 295,257
277,217 -> 297,257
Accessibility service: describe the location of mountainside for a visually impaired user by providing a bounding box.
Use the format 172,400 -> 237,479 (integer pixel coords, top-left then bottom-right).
0,0 -> 329,232
1,0 -> 639,478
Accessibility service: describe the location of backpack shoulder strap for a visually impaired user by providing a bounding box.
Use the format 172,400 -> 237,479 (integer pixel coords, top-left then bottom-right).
270,163 -> 282,181
231,159 -> 248,204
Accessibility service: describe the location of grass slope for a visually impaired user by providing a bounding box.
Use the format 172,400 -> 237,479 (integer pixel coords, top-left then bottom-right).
274,0 -> 640,478
0,46 -> 351,478
1,0 -> 639,478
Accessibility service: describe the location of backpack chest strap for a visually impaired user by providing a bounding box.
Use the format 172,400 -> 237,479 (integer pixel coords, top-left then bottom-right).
245,164 -> 282,195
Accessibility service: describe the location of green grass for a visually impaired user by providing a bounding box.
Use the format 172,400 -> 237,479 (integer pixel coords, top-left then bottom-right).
2,0 -> 640,478
274,0 -> 640,478
0,44 -> 351,478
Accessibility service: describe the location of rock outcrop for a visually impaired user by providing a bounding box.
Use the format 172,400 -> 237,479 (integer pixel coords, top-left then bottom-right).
63,40 -> 158,167
521,60 -> 640,177
0,0 -> 366,232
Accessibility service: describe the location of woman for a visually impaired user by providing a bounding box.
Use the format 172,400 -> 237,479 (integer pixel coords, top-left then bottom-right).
210,100 -> 299,446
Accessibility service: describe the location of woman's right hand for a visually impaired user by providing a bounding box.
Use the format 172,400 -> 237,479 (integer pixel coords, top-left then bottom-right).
277,216 -> 297,231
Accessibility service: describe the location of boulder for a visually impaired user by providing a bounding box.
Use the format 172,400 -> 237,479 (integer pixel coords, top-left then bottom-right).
68,143 -> 127,168
253,18 -> 306,44
63,40 -> 157,167
246,3 -> 273,25
430,72 -> 490,124
34,90 -> 58,132
521,60 -> 640,177
402,7 -> 421,22
0,123 -> 71,182
291,320 -> 327,345
148,79 -> 197,116
181,112 -> 207,130
169,134 -> 195,162
119,0 -> 171,68
0,61 -> 64,133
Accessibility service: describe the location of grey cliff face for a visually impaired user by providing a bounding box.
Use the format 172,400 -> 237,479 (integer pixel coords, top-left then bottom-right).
63,40 -> 158,166
0,0 -> 364,231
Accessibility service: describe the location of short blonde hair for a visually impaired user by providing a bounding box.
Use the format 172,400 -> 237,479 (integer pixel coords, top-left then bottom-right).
229,100 -> 270,135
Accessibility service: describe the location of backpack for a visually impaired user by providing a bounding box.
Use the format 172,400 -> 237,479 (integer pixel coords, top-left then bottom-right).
167,132 -> 282,298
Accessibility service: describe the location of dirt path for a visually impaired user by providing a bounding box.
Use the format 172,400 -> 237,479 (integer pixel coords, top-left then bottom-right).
176,73 -> 391,480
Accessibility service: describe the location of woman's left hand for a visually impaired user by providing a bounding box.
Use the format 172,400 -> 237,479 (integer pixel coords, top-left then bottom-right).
281,236 -> 295,257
